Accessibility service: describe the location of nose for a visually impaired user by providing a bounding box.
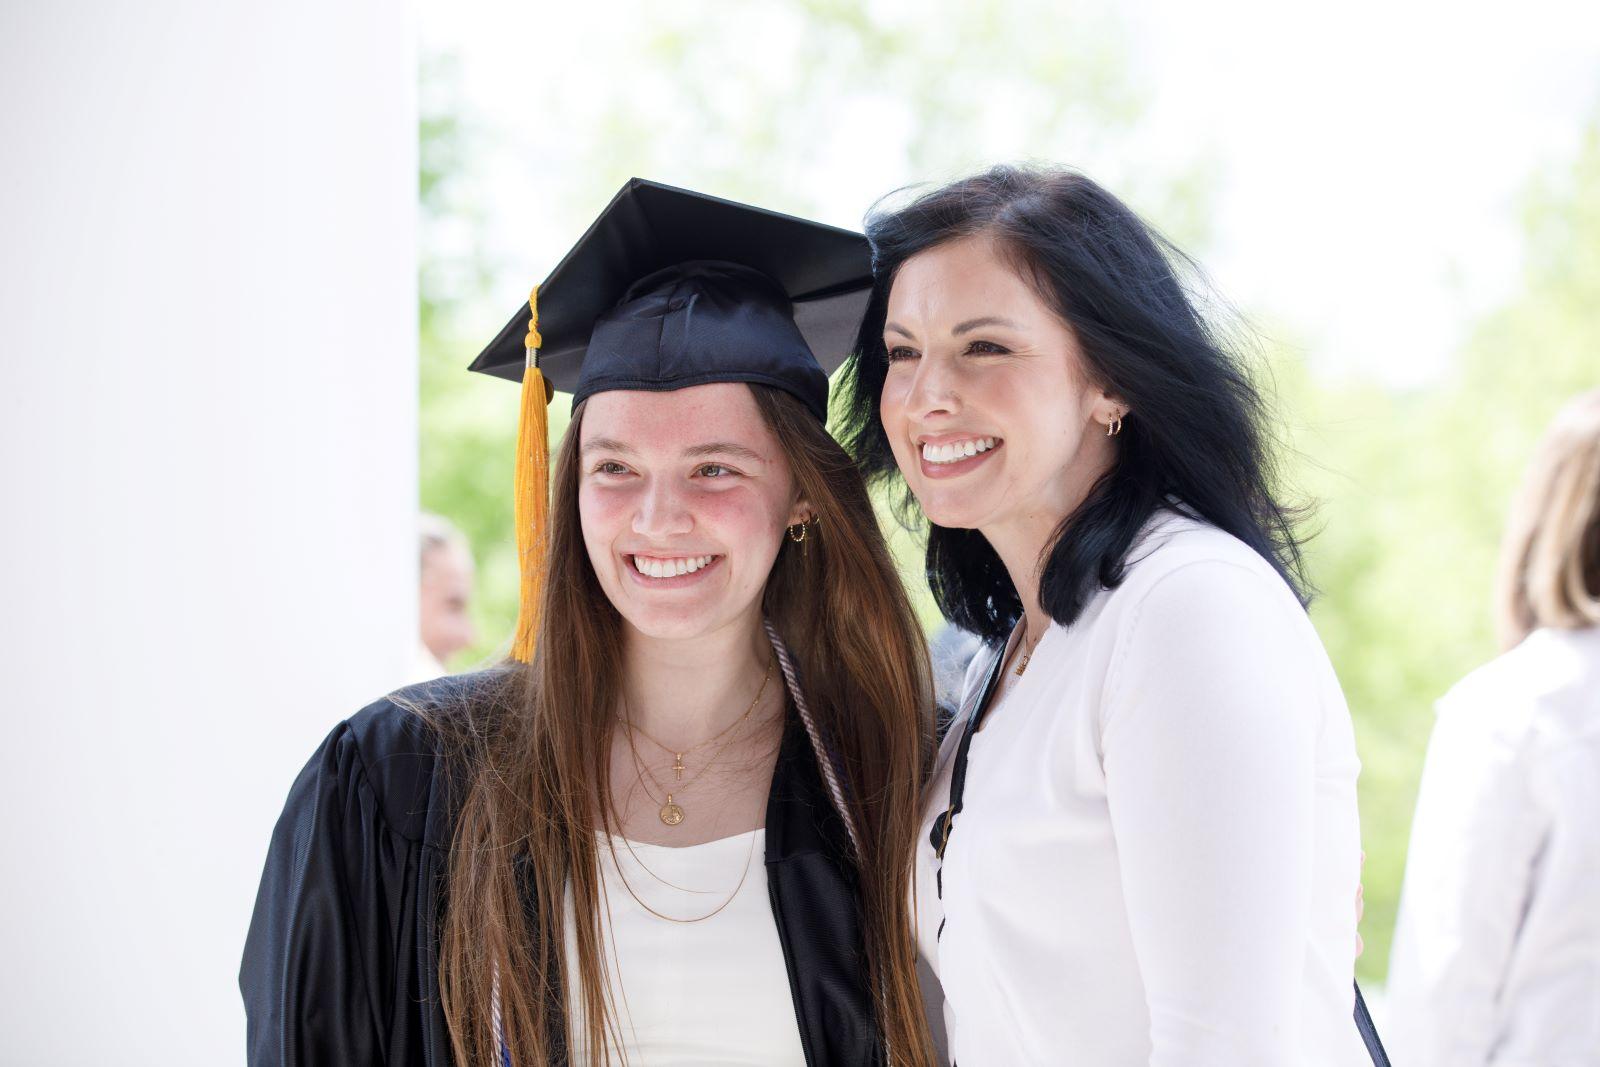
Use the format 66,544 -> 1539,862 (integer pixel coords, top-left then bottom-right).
900,351 -> 962,423
632,476 -> 694,540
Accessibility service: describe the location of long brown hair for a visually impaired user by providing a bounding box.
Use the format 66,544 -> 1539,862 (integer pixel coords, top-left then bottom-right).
1495,388 -> 1600,650
424,384 -> 937,1065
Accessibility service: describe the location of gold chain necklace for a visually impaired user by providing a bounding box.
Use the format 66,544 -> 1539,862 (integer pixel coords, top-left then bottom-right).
625,721 -> 744,826
602,825 -> 759,924
627,659 -> 772,780
602,788 -> 731,895
1013,619 -> 1044,676
623,660 -> 774,826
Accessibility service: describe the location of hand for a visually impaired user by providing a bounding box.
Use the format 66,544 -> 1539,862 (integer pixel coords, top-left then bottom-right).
1355,850 -> 1366,959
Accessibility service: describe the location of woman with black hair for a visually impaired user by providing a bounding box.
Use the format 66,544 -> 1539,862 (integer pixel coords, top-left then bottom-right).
840,166 -> 1382,1065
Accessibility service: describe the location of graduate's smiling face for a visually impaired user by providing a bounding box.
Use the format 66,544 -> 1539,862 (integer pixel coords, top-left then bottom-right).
878,233 -> 1121,533
578,382 -> 810,642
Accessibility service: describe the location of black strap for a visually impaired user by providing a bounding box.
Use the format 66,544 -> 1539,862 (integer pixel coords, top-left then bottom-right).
928,645 -> 1006,940
930,640 -> 1390,1064
931,648 -> 1006,859
1354,980 -> 1391,1066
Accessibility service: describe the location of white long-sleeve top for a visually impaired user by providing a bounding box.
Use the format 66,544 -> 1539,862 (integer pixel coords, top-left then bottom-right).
915,512 -> 1369,1065
1386,625 -> 1600,1066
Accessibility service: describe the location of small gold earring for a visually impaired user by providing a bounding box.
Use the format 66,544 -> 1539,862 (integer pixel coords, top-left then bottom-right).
788,522 -> 807,543
1106,414 -> 1123,437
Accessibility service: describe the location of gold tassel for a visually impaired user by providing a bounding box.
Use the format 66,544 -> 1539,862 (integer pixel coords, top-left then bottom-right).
511,285 -> 553,663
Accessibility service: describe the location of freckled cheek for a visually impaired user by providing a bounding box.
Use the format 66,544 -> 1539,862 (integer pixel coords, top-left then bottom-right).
577,486 -> 632,565
578,483 -> 785,556
692,487 -> 785,551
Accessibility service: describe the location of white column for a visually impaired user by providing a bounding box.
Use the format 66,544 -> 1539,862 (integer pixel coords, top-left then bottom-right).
0,3 -> 417,1061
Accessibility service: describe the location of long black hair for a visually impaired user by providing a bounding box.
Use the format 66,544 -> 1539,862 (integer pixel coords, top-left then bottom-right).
838,164 -> 1309,643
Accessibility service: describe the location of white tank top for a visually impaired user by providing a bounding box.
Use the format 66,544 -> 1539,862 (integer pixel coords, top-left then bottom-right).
564,829 -> 807,1066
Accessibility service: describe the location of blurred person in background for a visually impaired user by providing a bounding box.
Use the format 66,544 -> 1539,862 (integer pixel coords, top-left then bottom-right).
1388,388 -> 1600,1066
414,511 -> 477,681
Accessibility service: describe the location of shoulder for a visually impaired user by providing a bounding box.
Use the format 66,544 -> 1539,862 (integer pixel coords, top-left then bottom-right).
1110,511 -> 1300,627
1436,627 -> 1600,755
334,669 -> 512,846
1089,513 -> 1335,722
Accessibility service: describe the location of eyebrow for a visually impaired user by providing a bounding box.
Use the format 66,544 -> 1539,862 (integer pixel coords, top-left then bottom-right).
582,437 -> 636,456
952,315 -> 1024,336
682,442 -> 767,462
581,437 -> 767,463
884,315 -> 1024,340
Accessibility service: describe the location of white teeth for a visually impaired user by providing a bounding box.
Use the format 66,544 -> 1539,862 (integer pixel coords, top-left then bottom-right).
921,437 -> 998,464
632,554 -> 715,578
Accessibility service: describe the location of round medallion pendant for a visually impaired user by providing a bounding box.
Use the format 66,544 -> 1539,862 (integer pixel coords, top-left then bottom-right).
659,801 -> 685,826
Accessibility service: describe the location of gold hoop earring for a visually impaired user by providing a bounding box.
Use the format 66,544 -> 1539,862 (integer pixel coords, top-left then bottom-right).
1106,415 -> 1123,437
787,522 -> 807,543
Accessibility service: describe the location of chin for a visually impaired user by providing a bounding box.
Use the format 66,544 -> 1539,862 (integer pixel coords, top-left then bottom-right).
610,583 -> 752,644
910,485 -> 997,532
619,606 -> 720,642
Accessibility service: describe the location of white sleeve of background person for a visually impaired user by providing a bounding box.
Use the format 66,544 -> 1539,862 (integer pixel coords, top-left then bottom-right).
1386,627 -> 1600,1067
1385,697 -> 1536,1066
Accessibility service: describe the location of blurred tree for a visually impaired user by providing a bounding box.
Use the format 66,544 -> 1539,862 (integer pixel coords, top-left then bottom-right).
564,0 -> 1216,248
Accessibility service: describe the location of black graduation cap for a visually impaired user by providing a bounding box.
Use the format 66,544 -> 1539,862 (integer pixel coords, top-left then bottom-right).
481,179 -> 872,663
470,177 -> 873,422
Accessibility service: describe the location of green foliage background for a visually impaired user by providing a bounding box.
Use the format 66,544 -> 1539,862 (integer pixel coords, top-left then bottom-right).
416,10 -> 1599,983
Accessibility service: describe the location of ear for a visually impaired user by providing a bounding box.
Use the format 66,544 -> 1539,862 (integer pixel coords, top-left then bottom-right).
786,495 -> 815,527
1091,387 -> 1129,431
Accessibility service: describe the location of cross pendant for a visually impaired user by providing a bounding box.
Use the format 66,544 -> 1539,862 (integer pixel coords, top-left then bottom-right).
672,753 -> 684,781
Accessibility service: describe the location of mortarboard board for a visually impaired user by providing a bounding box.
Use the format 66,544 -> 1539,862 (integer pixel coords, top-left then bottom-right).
473,178 -> 873,661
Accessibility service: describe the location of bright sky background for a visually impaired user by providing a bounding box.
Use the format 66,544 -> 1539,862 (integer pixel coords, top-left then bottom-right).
423,0 -> 1600,388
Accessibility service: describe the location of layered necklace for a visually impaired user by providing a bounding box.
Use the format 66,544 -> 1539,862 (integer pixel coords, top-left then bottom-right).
603,825 -> 762,925
604,659 -> 778,924
623,658 -> 774,827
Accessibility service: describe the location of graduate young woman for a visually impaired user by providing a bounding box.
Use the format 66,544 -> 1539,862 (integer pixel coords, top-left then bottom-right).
840,166 -> 1389,1065
241,182 -> 938,1066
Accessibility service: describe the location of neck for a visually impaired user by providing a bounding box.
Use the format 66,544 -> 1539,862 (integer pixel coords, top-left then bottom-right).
981,449 -> 1115,645
619,608 -> 775,750
982,514 -> 1055,645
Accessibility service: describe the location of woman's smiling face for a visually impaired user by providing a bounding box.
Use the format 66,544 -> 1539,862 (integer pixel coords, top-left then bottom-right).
578,382 -> 807,642
879,233 -> 1119,534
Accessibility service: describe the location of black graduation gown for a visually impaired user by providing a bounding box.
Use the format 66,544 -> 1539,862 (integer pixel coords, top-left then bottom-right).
240,673 -> 884,1066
